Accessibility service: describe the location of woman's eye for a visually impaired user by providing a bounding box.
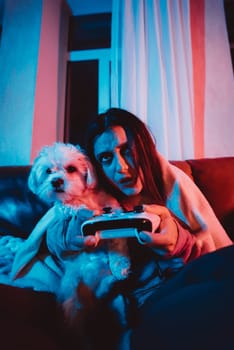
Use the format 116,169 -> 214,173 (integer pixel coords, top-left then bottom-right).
121,146 -> 132,158
46,168 -> 52,174
66,165 -> 77,173
98,152 -> 113,164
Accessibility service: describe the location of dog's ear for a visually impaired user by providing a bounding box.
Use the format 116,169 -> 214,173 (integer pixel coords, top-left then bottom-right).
85,159 -> 97,189
28,150 -> 46,195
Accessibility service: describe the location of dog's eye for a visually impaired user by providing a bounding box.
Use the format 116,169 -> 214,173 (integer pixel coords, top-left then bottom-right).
46,168 -> 52,174
66,165 -> 77,173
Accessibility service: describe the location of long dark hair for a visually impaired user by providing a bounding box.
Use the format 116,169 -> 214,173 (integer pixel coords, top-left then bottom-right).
85,108 -> 166,205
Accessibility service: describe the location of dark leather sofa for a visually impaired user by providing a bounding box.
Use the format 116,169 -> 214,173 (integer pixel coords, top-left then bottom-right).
0,157 -> 233,349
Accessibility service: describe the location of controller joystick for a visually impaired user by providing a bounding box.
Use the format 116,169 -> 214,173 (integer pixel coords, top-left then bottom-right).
133,205 -> 144,213
102,207 -> 113,214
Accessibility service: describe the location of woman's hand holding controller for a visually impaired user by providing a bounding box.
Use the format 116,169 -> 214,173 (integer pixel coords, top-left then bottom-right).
67,206 -> 99,249
137,204 -> 179,256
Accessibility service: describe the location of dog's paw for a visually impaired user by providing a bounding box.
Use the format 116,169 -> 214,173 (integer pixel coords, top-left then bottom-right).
109,253 -> 131,280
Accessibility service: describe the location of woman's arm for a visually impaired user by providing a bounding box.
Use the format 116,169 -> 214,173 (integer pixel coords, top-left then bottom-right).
46,206 -> 98,259
137,204 -> 230,263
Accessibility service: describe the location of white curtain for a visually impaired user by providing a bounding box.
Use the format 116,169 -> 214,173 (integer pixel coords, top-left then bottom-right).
111,0 -> 234,160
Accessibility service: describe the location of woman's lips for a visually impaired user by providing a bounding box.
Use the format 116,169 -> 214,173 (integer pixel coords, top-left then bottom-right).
119,177 -> 135,186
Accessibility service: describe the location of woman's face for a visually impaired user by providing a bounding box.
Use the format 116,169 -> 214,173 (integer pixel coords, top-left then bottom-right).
93,126 -> 143,196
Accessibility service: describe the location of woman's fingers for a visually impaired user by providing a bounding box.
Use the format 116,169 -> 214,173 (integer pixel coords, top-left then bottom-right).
138,205 -> 179,254
143,204 -> 171,219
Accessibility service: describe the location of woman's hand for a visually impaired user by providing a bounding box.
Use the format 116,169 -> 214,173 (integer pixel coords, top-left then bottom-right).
69,234 -> 98,249
66,206 -> 100,249
138,204 -> 179,256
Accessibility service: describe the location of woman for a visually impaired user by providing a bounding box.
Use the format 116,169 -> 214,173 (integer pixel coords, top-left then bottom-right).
84,107 -> 233,346
85,108 -> 231,260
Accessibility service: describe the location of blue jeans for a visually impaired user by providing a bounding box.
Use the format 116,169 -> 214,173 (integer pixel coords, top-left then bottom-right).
131,245 -> 234,350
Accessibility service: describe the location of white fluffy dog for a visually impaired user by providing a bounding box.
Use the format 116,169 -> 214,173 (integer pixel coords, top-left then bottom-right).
28,142 -> 131,329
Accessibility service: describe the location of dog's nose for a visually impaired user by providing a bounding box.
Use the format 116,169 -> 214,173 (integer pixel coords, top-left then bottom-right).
51,178 -> 64,188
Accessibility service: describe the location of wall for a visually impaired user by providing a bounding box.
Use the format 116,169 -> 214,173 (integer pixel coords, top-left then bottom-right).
30,0 -> 69,162
0,0 -> 69,165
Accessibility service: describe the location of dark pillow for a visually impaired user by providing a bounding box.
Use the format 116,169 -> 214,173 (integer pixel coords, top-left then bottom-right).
0,166 -> 49,238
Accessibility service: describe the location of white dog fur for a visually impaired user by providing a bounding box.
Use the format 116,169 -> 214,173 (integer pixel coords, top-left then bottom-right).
28,142 -> 131,326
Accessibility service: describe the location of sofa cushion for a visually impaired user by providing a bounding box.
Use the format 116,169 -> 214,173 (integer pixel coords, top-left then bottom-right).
0,166 -> 49,238
0,319 -> 63,350
0,283 -> 67,346
187,157 -> 234,240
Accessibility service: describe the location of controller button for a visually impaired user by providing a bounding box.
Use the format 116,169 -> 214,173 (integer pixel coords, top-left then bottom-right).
102,206 -> 112,214
134,205 -> 144,213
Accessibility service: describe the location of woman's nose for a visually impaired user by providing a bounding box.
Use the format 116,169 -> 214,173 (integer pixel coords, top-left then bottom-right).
116,154 -> 128,172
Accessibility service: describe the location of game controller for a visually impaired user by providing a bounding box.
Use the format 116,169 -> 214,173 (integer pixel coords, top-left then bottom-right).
81,205 -> 161,240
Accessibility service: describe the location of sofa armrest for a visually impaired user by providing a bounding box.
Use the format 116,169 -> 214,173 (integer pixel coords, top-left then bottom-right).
186,157 -> 234,240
